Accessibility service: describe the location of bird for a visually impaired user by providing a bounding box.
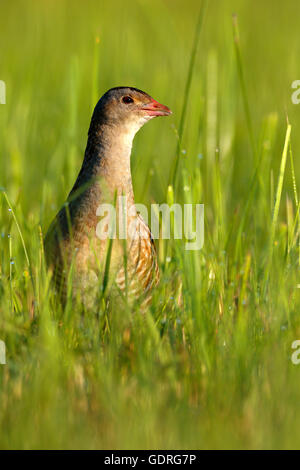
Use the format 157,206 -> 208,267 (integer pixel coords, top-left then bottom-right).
44,86 -> 172,310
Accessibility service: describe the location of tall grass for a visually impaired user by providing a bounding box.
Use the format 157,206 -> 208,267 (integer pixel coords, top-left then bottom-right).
0,0 -> 300,449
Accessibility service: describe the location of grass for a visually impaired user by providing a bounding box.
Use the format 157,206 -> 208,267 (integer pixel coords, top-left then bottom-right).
0,0 -> 300,449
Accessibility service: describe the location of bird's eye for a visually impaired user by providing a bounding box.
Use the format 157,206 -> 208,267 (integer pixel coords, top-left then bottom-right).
122,96 -> 134,104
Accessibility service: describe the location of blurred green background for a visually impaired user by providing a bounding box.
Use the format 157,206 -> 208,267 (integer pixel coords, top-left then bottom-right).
0,0 -> 299,449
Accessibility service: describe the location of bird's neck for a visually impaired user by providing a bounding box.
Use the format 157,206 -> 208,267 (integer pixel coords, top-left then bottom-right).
71,120 -> 138,209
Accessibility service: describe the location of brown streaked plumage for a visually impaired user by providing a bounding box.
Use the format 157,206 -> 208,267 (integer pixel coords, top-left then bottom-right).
44,87 -> 172,309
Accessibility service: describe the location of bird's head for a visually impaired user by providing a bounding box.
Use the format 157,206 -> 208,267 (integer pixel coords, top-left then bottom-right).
92,87 -> 172,134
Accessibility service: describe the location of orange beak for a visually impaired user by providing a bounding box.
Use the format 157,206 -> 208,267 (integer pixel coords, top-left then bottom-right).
141,98 -> 172,117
